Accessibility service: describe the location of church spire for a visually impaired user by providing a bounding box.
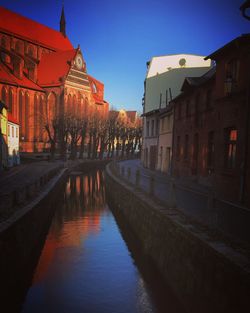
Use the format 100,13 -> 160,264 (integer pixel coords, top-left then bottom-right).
60,4 -> 66,37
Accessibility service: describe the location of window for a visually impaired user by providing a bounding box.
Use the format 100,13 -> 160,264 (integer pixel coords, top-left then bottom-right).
156,119 -> 159,135
184,135 -> 189,159
12,126 -> 14,137
19,91 -> 24,139
195,94 -> 200,127
9,88 -> 13,113
16,127 -> 18,138
25,92 -> 29,140
206,90 -> 212,109
186,99 -> 190,117
226,59 -> 239,82
161,118 -> 164,132
224,128 -> 237,169
207,131 -> 215,169
178,103 -> 182,119
176,136 -> 181,159
8,125 -> 10,137
1,87 -> 7,106
151,119 -> 155,136
15,41 -> 22,53
146,121 -> 149,137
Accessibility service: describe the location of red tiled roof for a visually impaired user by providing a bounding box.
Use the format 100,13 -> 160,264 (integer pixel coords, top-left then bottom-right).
37,49 -> 77,86
8,113 -> 19,125
0,62 -> 43,91
126,111 -> 137,123
0,6 -> 73,51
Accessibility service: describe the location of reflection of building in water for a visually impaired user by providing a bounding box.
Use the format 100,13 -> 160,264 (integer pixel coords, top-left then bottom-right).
33,170 -> 106,284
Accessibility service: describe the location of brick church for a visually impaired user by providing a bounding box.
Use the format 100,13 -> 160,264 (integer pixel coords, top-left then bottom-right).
0,6 -> 109,153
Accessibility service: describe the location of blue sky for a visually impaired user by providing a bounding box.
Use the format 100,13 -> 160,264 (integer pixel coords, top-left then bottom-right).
0,0 -> 249,112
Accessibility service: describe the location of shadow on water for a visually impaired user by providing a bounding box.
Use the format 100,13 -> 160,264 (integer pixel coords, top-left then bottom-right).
1,168 -> 186,313
107,195 -> 187,313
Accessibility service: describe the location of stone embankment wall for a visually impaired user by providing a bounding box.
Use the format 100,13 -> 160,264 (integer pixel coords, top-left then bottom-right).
105,163 -> 250,313
0,168 -> 67,312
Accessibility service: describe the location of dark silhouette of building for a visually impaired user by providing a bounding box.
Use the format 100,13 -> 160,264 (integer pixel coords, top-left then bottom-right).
172,34 -> 250,207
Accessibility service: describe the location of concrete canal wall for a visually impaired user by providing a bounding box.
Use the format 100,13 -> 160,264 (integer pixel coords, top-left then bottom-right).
105,163 -> 250,313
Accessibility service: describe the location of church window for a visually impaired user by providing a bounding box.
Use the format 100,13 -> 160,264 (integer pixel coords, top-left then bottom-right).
1,36 -> 7,48
15,41 -> 22,53
25,92 -> 30,140
28,46 -> 34,57
48,93 -> 57,121
73,94 -> 77,116
39,95 -> 44,141
9,88 -> 14,113
1,87 -> 8,106
19,91 -> 25,139
67,94 -> 72,114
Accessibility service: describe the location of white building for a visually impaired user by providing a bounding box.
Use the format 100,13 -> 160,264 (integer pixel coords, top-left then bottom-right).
142,54 -> 212,171
7,114 -> 20,167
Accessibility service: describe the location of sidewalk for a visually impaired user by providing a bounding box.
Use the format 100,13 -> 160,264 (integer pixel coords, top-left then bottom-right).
116,159 -> 250,245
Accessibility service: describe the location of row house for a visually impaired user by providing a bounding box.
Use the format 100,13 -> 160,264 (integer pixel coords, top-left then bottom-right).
0,6 -> 108,154
172,34 -> 250,207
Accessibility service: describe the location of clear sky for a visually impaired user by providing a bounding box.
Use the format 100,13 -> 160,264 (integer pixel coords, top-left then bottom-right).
0,0 -> 249,112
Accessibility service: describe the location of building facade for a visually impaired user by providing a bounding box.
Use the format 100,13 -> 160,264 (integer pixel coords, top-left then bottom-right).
0,6 -> 108,153
172,35 -> 250,207
142,54 -> 211,170
157,105 -> 173,173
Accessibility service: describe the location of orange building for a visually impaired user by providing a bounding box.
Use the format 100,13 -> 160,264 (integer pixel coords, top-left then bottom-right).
0,6 -> 108,153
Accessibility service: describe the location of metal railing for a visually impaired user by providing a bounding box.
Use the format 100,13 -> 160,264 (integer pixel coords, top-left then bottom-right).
110,161 -> 250,244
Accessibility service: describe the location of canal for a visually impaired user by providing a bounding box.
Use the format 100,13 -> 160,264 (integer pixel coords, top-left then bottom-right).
18,169 -> 185,313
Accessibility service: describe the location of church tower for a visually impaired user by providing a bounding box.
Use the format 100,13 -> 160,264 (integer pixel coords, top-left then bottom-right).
60,5 -> 66,37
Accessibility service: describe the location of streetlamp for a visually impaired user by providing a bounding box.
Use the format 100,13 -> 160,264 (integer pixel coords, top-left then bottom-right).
240,1 -> 250,20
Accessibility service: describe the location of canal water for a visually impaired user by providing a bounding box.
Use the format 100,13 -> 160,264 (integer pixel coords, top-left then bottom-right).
20,169 -> 185,313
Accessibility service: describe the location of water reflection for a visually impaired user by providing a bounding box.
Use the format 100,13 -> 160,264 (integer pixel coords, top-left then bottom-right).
19,169 -> 184,313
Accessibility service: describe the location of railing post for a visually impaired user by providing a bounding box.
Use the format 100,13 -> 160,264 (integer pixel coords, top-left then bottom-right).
168,178 -> 176,208
149,175 -> 155,196
135,169 -> 140,188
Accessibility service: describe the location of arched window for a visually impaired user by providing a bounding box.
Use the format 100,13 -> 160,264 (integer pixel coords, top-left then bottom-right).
48,93 -> 56,121
78,94 -> 83,116
84,97 -> 89,115
1,36 -> 7,48
19,91 -> 25,139
9,88 -> 14,113
39,95 -> 44,141
34,94 -> 39,140
73,94 -> 77,115
1,87 -> 7,106
25,92 -> 30,140
67,94 -> 72,114
15,41 -> 22,53
28,46 -> 34,57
